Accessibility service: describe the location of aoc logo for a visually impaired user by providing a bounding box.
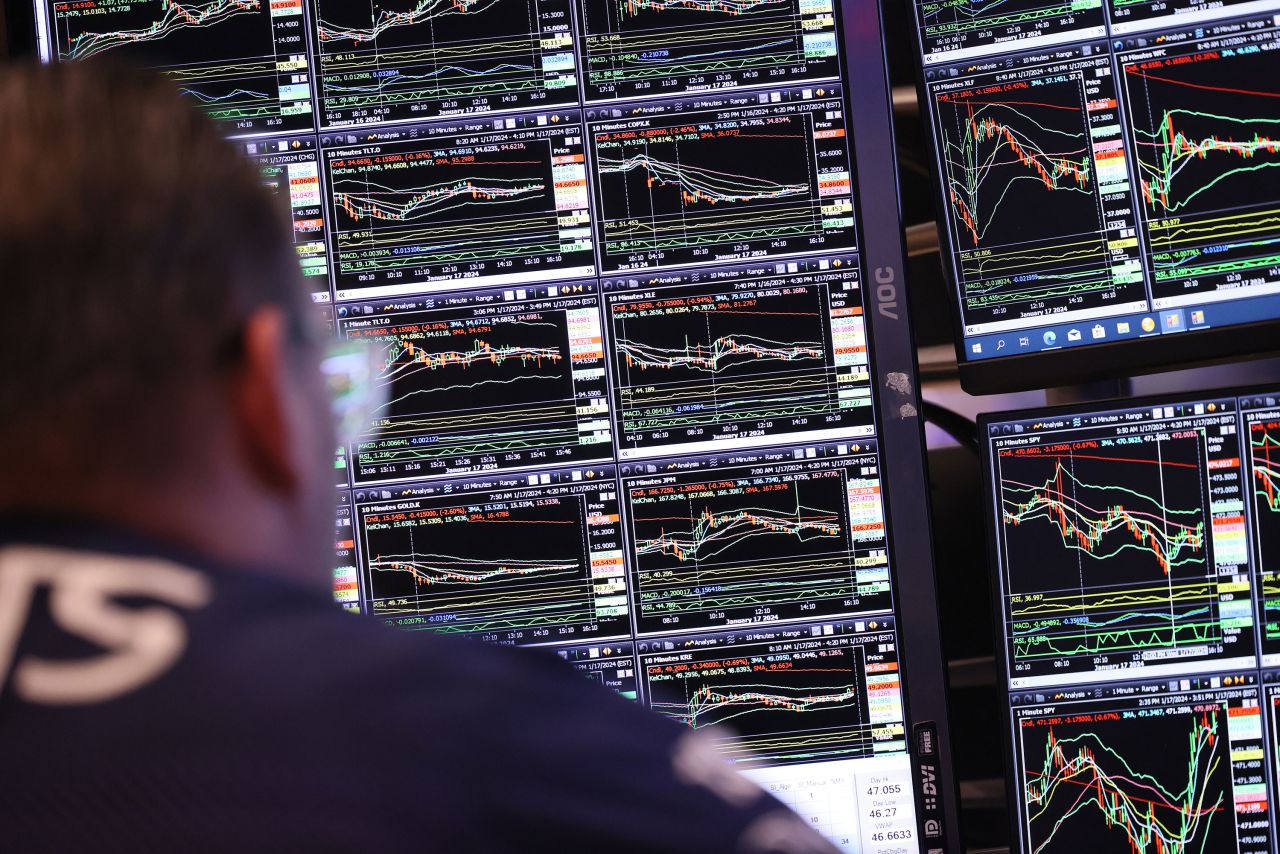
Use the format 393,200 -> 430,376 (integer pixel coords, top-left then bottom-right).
874,266 -> 899,320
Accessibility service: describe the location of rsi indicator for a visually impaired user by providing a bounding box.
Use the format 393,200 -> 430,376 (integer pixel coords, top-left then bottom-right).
46,0 -> 315,135
914,0 -> 1105,64
588,87 -> 857,273
338,289 -> 613,483
575,0 -> 840,103
310,0 -> 580,127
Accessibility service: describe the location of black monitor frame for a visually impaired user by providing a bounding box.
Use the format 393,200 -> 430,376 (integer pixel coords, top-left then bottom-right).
844,2 -> 961,847
900,6 -> 1280,396
978,384 -> 1280,851
11,0 -> 964,846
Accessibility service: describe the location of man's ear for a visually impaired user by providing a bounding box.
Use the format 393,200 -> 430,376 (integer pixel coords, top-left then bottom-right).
232,306 -> 298,494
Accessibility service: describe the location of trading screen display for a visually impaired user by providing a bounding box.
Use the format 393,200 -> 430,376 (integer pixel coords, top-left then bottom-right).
34,1 -> 933,849
908,0 -> 1280,369
985,388 -> 1280,853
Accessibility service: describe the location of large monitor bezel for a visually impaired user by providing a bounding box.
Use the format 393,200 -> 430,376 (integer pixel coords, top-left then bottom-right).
900,7 -> 1280,396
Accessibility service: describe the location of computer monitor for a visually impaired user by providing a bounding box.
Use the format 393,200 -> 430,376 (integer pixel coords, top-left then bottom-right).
907,0 -> 1280,393
982,388 -> 1280,852
28,0 -> 959,849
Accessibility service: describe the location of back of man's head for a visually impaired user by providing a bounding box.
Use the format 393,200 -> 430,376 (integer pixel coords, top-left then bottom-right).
0,62 -> 333,578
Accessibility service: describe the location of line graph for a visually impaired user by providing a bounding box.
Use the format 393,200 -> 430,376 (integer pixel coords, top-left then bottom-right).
1019,704 -> 1234,854
335,177 -> 548,221
608,278 -> 871,454
643,638 -> 890,767
618,333 -> 822,371
599,153 -> 809,205
625,459 -> 888,632
324,122 -> 594,297
341,296 -> 612,483
576,0 -> 838,103
1248,418 -> 1280,658
934,73 -> 1135,323
311,0 -> 579,127
359,485 -> 629,643
49,0 -> 314,134
1122,42 -> 1280,302
590,96 -> 856,272
995,430 -> 1243,681
59,0 -> 260,60
915,0 -> 1104,61
1003,460 -> 1206,576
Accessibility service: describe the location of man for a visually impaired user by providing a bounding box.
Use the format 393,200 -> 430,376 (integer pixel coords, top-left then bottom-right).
0,63 -> 840,852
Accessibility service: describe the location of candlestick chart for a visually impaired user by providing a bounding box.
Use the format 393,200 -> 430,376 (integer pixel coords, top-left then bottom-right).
626,465 -> 887,632
916,0 -> 1103,60
342,301 -> 611,483
1019,705 -> 1233,853
48,0 -> 314,133
996,433 -> 1223,677
311,0 -> 579,126
326,128 -> 594,292
1249,419 -> 1280,655
360,491 -> 620,640
643,641 -> 878,767
575,0 -> 839,103
609,282 -> 867,453
591,103 -> 856,271
934,75 -> 1119,320
1122,44 -> 1280,299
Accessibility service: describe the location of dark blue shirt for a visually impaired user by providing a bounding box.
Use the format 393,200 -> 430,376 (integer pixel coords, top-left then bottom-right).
0,521 -> 838,853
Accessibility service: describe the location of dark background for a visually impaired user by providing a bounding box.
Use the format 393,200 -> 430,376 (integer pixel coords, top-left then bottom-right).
9,2 -> 1280,850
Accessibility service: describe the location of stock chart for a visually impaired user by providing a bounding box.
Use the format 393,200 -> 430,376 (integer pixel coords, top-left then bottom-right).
245,135 -> 330,301
1121,32 -> 1280,305
914,0 -> 1104,62
574,0 -> 840,103
589,88 -> 856,272
994,416 -> 1256,685
1248,411 -> 1280,662
1015,680 -> 1268,854
641,626 -> 903,768
46,0 -> 314,134
604,262 -> 871,457
623,450 -> 889,633
338,289 -> 612,483
310,0 -> 579,127
322,115 -> 594,300
354,471 -> 629,644
931,53 -> 1147,332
